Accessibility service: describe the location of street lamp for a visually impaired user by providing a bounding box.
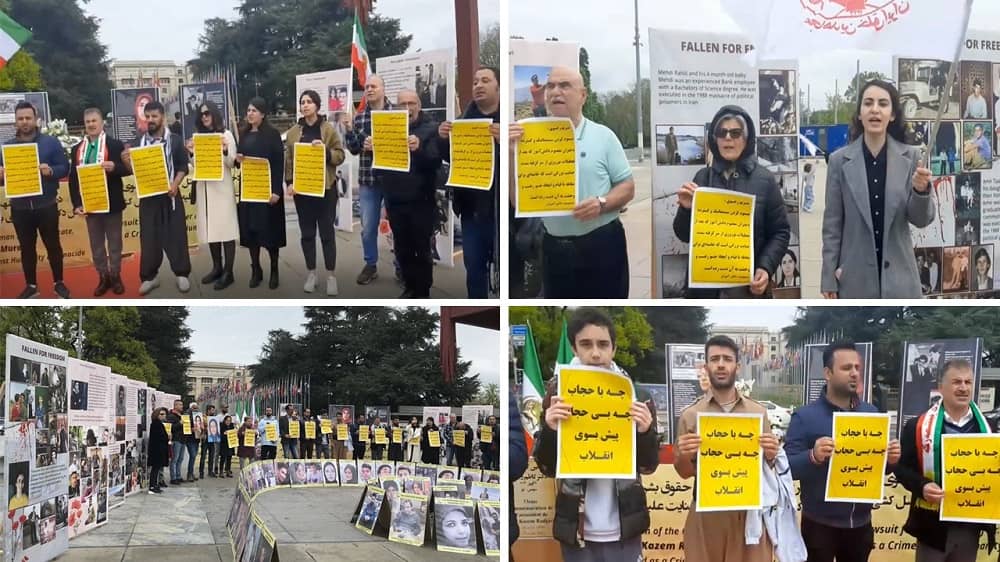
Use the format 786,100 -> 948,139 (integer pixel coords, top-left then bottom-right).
633,0 -> 644,161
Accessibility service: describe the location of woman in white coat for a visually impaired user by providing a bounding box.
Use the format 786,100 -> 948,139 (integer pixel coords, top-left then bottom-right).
404,417 -> 422,462
189,100 -> 240,290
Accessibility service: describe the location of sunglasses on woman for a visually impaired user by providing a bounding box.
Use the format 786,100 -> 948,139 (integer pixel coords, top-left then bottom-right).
715,127 -> 744,140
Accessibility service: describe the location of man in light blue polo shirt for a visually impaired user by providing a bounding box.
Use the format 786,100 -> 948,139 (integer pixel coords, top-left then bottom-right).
510,66 -> 635,298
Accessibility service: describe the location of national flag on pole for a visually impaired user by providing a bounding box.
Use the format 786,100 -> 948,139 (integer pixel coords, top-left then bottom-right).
0,12 -> 30,70
556,317 -> 574,366
351,8 -> 373,112
521,323 -> 545,452
720,0 -> 973,62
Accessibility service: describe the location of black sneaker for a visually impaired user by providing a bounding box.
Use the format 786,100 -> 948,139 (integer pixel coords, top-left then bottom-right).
17,285 -> 39,299
111,274 -> 125,295
356,264 -> 378,285
94,273 -> 110,297
54,282 -> 71,299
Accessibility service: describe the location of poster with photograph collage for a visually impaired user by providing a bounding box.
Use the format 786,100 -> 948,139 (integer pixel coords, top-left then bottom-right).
649,29 -> 801,298
65,357 -> 111,540
903,30 -> 1000,298
4,335 -> 70,562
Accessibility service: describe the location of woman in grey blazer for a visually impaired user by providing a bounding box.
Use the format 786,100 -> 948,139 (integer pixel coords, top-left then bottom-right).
822,79 -> 934,299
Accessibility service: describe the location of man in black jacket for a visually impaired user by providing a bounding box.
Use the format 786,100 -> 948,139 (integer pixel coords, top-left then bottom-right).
279,405 -> 298,459
894,359 -> 994,560
381,90 -> 441,298
165,400 -> 186,485
69,107 -> 130,296
122,100 -> 192,296
438,67 -> 500,298
350,412 -> 368,461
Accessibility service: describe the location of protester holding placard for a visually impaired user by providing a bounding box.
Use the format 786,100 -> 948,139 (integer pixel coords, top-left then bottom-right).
405,417 -> 422,463
895,359 -> 993,560
283,89 -> 346,296
478,415 -> 498,471
379,90 -> 442,298
674,335 -> 780,562
300,408 -> 317,459
279,404 -> 299,459
1,101 -> 71,299
237,416 -> 257,469
783,341 -> 901,561
200,404 -> 218,478
220,415 -> 236,477
344,74 -> 396,286
257,406 -> 278,460
68,107 -> 130,297
449,417 -> 471,467
123,100 -> 192,296
236,97 -> 286,290
388,417 -> 405,462
438,66 -> 501,298
165,400 -> 187,485
147,407 -> 170,495
674,105 -> 790,298
184,402 -> 202,482
509,66 -> 635,299
188,100 -> 239,291
370,414 -> 389,461
533,308 -> 658,560
822,79 -> 934,299
332,411 -> 348,460
350,412 -> 368,461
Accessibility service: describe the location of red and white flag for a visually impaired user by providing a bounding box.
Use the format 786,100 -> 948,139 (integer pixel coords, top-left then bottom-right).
351,8 -> 373,111
721,0 -> 973,61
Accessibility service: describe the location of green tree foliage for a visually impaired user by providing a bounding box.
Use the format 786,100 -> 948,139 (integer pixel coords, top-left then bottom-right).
69,308 -> 159,384
479,23 -> 499,69
579,48 -> 605,123
190,0 -> 411,114
0,307 -> 68,362
475,382 -> 499,407
252,307 -> 480,413
631,307 -> 711,383
136,307 -> 193,398
10,0 -> 114,121
599,79 -> 650,149
0,50 -> 43,92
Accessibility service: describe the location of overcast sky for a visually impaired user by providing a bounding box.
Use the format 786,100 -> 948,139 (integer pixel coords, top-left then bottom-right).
85,0 -> 499,64
511,0 -> 1000,106
185,307 -> 500,386
706,306 -> 799,332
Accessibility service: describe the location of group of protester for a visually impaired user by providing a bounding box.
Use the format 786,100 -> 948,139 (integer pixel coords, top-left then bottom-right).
510,307 -> 988,562
1,66 -> 499,299
146,400 -> 236,494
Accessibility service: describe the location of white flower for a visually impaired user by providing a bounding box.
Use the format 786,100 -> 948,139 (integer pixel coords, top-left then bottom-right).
735,378 -> 755,397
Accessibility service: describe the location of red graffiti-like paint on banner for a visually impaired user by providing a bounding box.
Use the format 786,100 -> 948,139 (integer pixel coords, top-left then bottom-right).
800,0 -> 912,36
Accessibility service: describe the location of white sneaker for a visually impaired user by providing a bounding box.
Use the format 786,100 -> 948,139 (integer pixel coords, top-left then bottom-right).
177,276 -> 191,293
327,275 -> 338,296
304,271 -> 317,293
139,279 -> 160,295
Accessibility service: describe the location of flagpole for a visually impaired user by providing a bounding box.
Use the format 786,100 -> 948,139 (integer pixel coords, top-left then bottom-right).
926,0 -> 974,169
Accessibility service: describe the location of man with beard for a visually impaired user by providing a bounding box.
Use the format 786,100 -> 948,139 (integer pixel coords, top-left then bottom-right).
438,67 -> 500,298
388,417 -> 405,462
350,412 -> 368,461
68,107 -> 130,296
895,359 -> 993,561
369,414 -> 389,461
534,307 -> 658,561
675,335 -> 781,562
784,341 -> 901,562
1,101 -> 71,298
122,101 -> 192,295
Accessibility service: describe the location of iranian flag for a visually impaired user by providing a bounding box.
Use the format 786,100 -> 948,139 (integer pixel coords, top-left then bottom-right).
0,11 -> 30,69
351,8 -> 373,111
521,323 -> 545,452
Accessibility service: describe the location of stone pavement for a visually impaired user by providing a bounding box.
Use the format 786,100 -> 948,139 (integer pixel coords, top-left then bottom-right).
58,469 -> 492,562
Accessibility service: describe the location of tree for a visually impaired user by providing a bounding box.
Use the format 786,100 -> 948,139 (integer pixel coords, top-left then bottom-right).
136,308 -> 194,398
10,0 -> 113,121
71,308 -> 159,384
843,70 -> 890,104
579,48 -> 605,123
479,22 -> 499,69
0,51 -> 43,92
0,307 -> 68,361
600,79 -> 650,148
191,0 -> 411,114
475,383 -> 499,408
631,307 -> 710,383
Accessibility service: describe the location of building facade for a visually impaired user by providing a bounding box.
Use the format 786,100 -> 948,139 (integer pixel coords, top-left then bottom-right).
109,60 -> 192,106
710,325 -> 788,386
187,361 -> 251,404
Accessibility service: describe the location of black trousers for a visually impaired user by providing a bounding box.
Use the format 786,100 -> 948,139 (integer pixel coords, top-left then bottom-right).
371,444 -> 385,460
353,442 -> 367,460
260,445 -> 276,461
386,200 -> 434,296
542,219 -> 629,298
301,440 -> 314,459
148,464 -> 163,490
139,195 -> 191,281
294,190 -> 337,271
801,517 -> 874,562
11,203 -> 63,285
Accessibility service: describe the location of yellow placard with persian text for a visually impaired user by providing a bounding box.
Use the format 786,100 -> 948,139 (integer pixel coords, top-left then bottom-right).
192,133 -> 224,181
305,421 -> 316,440
688,187 -> 755,288
292,143 -> 326,197
480,425 -> 493,444
446,118 -> 494,190
392,427 -> 403,444
129,144 -> 171,198
695,412 -> 762,511
2,143 -> 42,198
359,425 -> 370,441
288,420 -> 300,439
77,163 -> 110,213
337,424 -> 349,441
243,429 -> 255,447
515,117 -> 577,217
826,412 -> 891,503
264,422 -> 277,442
429,431 -> 441,448
556,365 -> 636,479
375,428 -> 388,445
226,429 -> 239,449
182,416 -> 192,435
371,110 -> 411,172
452,429 -> 465,447
941,434 -> 1000,524
320,419 -> 332,434
240,156 -> 272,203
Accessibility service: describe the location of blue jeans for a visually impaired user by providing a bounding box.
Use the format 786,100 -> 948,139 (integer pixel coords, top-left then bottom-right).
446,444 -> 456,466
185,441 -> 198,477
282,440 -> 299,459
170,441 -> 185,481
359,185 -> 383,266
461,214 -> 494,298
